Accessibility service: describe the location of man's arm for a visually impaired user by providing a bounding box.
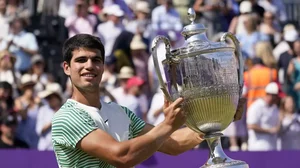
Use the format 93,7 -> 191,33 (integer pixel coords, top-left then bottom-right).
77,97 -> 186,168
138,124 -> 204,156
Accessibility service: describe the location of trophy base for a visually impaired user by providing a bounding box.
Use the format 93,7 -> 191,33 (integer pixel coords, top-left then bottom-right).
200,133 -> 249,168
200,160 -> 249,168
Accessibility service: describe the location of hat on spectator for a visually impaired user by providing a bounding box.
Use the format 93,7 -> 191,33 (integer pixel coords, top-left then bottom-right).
135,1 -> 150,14
38,83 -> 64,100
31,54 -> 44,65
103,4 -> 124,17
130,35 -> 147,50
0,50 -> 16,63
118,66 -> 134,79
126,76 -> 144,89
20,74 -> 36,88
0,113 -> 18,126
284,29 -> 299,42
239,1 -> 252,14
265,82 -> 279,95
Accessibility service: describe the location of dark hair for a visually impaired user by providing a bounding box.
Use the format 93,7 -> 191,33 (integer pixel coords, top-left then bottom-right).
62,34 -> 105,64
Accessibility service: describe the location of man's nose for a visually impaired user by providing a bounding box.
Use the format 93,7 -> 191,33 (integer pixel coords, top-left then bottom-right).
85,59 -> 94,69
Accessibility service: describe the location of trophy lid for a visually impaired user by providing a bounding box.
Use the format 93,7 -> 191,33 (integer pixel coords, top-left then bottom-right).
181,8 -> 209,43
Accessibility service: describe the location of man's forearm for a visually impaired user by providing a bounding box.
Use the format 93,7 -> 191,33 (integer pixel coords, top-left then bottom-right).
247,124 -> 270,134
158,127 -> 204,155
114,123 -> 175,167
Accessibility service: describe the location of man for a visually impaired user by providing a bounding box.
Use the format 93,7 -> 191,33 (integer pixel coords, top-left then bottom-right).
51,34 -> 204,168
0,113 -> 28,149
36,83 -> 63,151
0,17 -> 38,73
243,57 -> 277,108
247,82 -> 280,151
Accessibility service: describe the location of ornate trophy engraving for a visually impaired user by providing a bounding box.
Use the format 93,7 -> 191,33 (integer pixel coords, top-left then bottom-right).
151,8 -> 249,168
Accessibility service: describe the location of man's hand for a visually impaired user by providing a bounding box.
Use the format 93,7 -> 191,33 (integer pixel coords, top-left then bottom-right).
162,97 -> 186,131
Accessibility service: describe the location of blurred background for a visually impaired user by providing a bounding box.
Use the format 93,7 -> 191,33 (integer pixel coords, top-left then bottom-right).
0,0 -> 299,167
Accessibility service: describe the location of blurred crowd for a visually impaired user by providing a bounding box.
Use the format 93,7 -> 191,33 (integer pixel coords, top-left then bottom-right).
0,0 -> 299,153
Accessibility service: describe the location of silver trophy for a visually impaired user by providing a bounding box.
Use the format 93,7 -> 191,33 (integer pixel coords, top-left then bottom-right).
151,8 -> 249,168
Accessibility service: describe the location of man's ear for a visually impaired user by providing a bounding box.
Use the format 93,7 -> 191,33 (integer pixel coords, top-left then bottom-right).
63,61 -> 71,76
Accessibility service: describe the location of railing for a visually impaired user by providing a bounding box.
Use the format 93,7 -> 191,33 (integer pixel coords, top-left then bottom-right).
284,0 -> 300,28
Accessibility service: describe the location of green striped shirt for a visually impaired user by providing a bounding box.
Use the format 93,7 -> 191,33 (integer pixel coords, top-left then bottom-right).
52,99 -> 146,168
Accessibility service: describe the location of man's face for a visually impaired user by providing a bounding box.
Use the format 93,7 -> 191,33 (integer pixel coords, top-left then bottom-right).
63,47 -> 104,92
1,123 -> 16,139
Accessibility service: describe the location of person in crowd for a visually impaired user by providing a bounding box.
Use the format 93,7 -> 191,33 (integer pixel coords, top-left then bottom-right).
0,17 -> 38,74
0,82 -> 14,114
279,96 -> 300,150
287,39 -> 300,111
255,41 -> 277,68
152,0 -> 182,38
273,24 -> 299,60
0,112 -> 28,148
247,82 -> 281,151
97,4 -> 125,58
14,74 -> 39,148
29,54 -> 50,93
36,83 -> 63,151
111,66 -> 134,103
0,50 -> 20,95
259,11 -> 281,47
65,0 -> 98,38
244,57 -> 278,108
0,0 -> 9,40
100,55 -> 118,92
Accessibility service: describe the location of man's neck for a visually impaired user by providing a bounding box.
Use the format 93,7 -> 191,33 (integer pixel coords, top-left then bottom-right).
1,134 -> 13,146
71,87 -> 101,109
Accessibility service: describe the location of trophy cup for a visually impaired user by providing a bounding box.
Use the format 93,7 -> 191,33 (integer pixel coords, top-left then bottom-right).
151,8 -> 249,168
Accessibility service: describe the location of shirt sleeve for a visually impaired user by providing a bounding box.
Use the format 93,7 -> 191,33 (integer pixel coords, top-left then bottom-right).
121,106 -> 146,139
52,109 -> 97,149
246,101 -> 261,125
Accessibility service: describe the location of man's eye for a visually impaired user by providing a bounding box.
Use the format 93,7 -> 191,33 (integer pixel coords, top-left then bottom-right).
93,59 -> 102,63
76,58 -> 86,62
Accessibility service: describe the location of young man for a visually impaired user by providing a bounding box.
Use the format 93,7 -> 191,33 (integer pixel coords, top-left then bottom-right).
51,34 -> 204,168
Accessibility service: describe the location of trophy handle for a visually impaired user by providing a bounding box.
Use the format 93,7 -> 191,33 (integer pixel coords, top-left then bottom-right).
220,33 -> 244,97
151,36 -> 173,101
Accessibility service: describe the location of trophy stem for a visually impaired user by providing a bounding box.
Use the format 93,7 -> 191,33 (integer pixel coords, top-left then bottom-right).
201,133 -> 249,168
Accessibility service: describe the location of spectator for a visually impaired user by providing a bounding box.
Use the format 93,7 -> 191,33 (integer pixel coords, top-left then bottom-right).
65,0 -> 98,38
6,0 -> 31,22
228,0 -> 253,35
0,82 -> 14,114
258,0 -> 287,24
29,54 -> 50,93
0,112 -> 28,148
193,0 -> 227,39
0,50 -> 21,94
14,74 -> 39,149
287,39 -> 300,111
273,24 -> 299,61
255,41 -> 277,68
111,66 -> 134,103
0,17 -> 38,73
247,82 -> 281,151
259,11 -> 281,47
100,55 -> 118,92
147,87 -> 164,126
152,0 -> 182,38
36,83 -> 63,151
97,4 -> 125,58
279,96 -> 300,150
0,0 -> 9,40
244,57 -> 277,108
236,14 -> 269,59
118,76 -> 144,119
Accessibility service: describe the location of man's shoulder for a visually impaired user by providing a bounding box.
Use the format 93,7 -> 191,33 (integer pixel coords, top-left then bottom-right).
53,100 -> 80,121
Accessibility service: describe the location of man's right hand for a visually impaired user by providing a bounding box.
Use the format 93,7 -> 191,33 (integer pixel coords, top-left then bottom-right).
162,97 -> 186,130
